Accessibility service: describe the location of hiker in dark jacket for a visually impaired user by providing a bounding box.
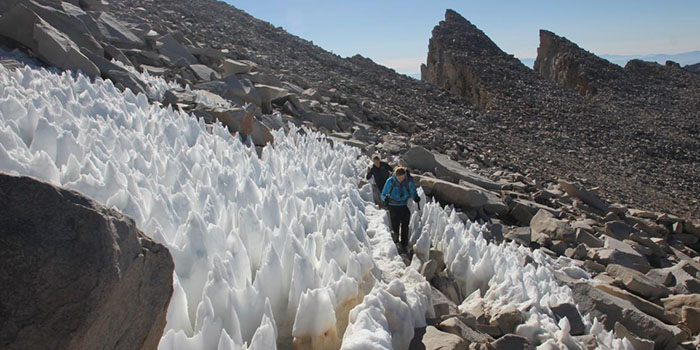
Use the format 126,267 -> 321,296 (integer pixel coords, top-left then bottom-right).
381,167 -> 419,253
366,153 -> 393,206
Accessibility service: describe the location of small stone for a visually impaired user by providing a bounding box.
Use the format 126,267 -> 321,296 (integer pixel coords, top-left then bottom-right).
551,240 -> 569,256
504,227 -> 531,246
669,233 -> 699,246
604,221 -> 634,240
421,259 -> 438,281
583,260 -> 606,273
474,324 -> 502,338
438,317 -> 492,344
606,264 -> 670,299
576,228 -> 603,248
684,219 -> 700,236
614,322 -> 654,350
490,334 -> 531,350
421,326 -> 469,350
531,209 -> 575,242
430,249 -> 446,272
602,211 -> 619,222
550,302 -> 585,336
490,305 -> 523,334
682,306 -> 700,335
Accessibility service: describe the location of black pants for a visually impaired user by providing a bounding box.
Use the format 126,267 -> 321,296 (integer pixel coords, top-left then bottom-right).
388,205 -> 410,250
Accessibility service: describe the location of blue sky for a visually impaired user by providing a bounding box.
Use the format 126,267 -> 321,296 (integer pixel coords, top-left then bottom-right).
226,1 -> 700,75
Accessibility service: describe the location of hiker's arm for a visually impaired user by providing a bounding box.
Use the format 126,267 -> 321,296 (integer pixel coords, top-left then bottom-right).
409,180 -> 419,200
366,167 -> 373,180
382,163 -> 393,174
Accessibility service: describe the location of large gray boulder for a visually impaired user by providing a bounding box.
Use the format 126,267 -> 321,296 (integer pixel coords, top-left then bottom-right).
188,63 -> 220,82
16,0 -> 104,55
438,317 -> 492,344
156,33 -> 197,65
221,58 -> 253,75
195,107 -> 274,146
304,112 -> 339,131
490,334 -> 532,350
94,12 -> 143,48
255,84 -> 289,113
219,75 -> 262,106
602,235 -> 652,271
661,294 -> 700,326
595,284 -> 672,324
604,221 -> 634,240
646,261 -> 700,295
550,302 -> 585,336
79,0 -> 108,11
570,281 -> 679,349
605,264 -> 670,299
413,174 -> 488,209
402,146 -> 500,190
421,326 -> 468,350
530,209 -> 575,242
0,173 -> 173,350
558,180 -> 610,213
489,305 -> 523,334
0,3 -> 100,77
614,322 -> 654,350
83,49 -> 146,95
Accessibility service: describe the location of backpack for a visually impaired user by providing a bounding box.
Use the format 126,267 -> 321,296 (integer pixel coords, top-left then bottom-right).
388,171 -> 413,199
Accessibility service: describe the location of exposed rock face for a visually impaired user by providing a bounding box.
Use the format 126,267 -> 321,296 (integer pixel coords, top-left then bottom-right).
534,30 -> 623,96
570,281 -> 680,349
685,62 -> 700,74
0,173 -> 174,350
422,9 -> 532,109
419,9 -> 700,218
0,3 -> 100,77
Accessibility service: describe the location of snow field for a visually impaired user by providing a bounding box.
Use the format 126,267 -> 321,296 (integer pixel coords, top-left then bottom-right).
0,55 -> 636,349
0,62 -> 429,350
409,200 -> 634,349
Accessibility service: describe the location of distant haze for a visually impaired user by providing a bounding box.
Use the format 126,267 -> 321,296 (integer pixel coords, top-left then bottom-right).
228,0 -> 700,77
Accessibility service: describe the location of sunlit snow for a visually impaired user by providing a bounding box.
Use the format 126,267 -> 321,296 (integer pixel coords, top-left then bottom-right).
0,56 -> 632,349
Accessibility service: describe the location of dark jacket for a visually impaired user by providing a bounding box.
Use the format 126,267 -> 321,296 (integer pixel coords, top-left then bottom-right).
366,161 -> 393,190
381,174 -> 418,206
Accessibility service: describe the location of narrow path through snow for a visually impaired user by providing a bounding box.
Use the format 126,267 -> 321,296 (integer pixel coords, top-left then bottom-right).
0,54 -> 635,349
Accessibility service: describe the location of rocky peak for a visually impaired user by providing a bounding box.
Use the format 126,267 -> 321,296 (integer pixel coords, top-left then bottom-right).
534,30 -> 623,97
437,9 -> 504,57
422,9 -> 533,108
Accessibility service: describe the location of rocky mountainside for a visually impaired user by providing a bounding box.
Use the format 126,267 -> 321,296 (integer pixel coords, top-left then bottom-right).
534,29 -> 624,97
422,10 -> 700,218
103,1 -> 697,218
686,62 -> 700,74
2,1 -> 700,348
1,1 -> 696,215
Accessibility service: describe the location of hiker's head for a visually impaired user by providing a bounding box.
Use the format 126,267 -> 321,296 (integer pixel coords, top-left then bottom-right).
371,154 -> 380,167
395,167 -> 406,182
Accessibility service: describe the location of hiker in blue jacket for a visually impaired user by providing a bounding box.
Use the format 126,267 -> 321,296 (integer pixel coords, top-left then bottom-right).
381,167 -> 420,253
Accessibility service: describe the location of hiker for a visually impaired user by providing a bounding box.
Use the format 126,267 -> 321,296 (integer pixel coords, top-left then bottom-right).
381,167 -> 420,253
366,153 -> 393,206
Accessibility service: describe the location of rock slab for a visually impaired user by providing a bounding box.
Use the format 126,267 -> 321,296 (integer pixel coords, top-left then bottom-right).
0,173 -> 174,350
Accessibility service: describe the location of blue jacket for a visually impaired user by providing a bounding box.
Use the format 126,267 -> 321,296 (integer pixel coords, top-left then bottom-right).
381,174 -> 418,206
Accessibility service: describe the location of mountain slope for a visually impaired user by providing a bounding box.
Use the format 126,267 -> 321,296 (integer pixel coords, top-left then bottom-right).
108,1 -> 700,216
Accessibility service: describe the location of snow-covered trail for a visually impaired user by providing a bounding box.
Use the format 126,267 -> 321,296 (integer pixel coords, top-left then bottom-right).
0,56 -> 632,349
0,60 -> 431,349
